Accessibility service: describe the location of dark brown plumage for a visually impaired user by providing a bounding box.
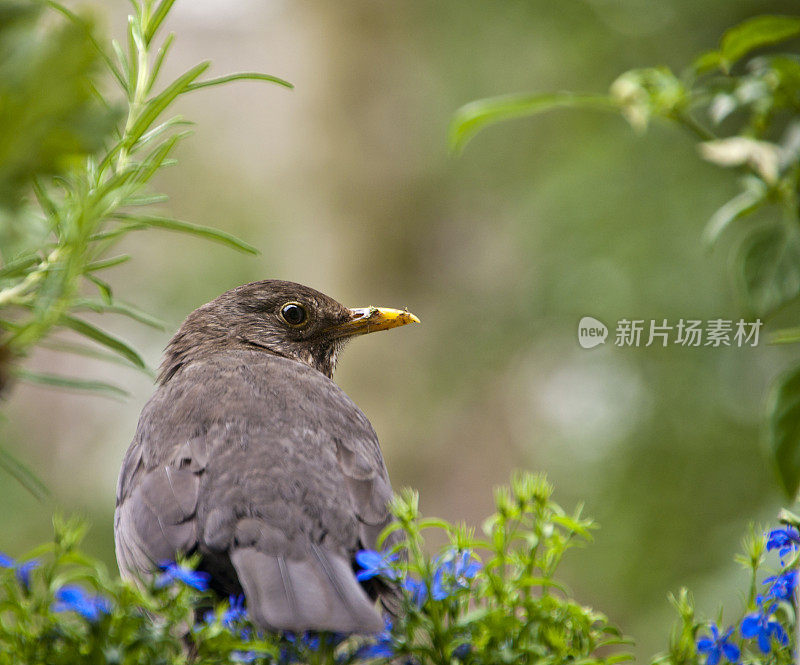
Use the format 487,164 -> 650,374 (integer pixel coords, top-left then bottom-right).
114,280 -> 418,634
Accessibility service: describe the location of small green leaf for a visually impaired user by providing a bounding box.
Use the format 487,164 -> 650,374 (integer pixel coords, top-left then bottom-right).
12,367 -> 128,399
144,0 -> 177,45
60,314 -> 146,368
88,222 -> 147,244
376,521 -> 406,548
39,338 -> 154,372
450,92 -> 617,153
418,517 -> 451,531
148,32 -> 175,94
85,255 -> 131,272
72,297 -> 166,330
767,363 -> 800,498
85,274 -> 113,303
127,15 -> 140,94
702,180 -> 768,246
551,514 -> 593,538
31,177 -> 58,222
738,224 -> 800,316
691,50 -> 723,75
111,38 -> 131,94
131,132 -> 189,185
186,71 -> 293,93
126,61 -> 210,147
771,326 -> 800,345
135,116 -> 193,151
0,442 -> 49,501
720,15 -> 800,68
113,213 -> 258,254
0,254 -> 40,281
121,193 -> 169,207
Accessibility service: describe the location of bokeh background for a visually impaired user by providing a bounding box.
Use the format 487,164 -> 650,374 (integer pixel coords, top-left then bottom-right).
3,0 -> 800,658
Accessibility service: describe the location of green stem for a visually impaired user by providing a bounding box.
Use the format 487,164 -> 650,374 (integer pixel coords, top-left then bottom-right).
674,111 -> 717,142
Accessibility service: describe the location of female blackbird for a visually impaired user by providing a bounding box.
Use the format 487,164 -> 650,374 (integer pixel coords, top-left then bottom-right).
114,280 -> 418,633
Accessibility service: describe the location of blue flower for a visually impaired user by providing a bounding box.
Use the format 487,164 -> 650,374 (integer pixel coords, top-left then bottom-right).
453,643 -> 472,660
431,550 -> 481,601
762,569 -> 798,602
52,584 -> 111,622
0,553 -> 38,589
357,617 -> 395,659
15,560 -> 38,589
766,527 -> 800,562
156,561 -> 210,590
697,625 -> 740,665
741,608 -> 788,654
203,594 -> 249,631
403,577 -> 428,606
278,631 -> 345,664
223,594 -> 248,626
355,550 -> 399,582
300,633 -> 319,651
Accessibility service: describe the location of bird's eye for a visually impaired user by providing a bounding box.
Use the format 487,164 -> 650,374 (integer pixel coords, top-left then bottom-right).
280,302 -> 308,327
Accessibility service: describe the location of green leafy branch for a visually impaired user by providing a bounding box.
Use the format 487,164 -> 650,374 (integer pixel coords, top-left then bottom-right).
0,472 -> 632,665
450,14 -> 800,498
0,0 -> 291,399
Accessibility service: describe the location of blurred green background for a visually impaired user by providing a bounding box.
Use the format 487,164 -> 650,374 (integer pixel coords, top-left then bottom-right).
3,0 -> 800,659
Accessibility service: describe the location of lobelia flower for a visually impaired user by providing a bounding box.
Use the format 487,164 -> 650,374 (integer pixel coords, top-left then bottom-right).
278,631 -> 346,664
697,624 -> 740,665
741,607 -> 788,654
357,616 -> 395,659
762,569 -> 798,603
403,577 -> 428,606
431,550 -> 482,601
156,561 -> 211,590
0,552 -> 39,589
766,527 -> 800,562
204,594 -> 249,630
355,550 -> 399,582
222,594 -> 248,627
52,585 -> 111,622
453,643 -> 472,660
14,560 -> 38,589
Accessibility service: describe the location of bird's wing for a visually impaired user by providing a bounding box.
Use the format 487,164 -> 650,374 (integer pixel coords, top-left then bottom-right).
114,351 -> 393,633
114,435 -> 206,581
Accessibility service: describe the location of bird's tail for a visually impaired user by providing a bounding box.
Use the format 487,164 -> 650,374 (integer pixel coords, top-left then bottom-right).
230,518 -> 383,634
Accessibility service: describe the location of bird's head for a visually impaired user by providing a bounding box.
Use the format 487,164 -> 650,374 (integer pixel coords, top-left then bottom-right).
159,280 -> 419,382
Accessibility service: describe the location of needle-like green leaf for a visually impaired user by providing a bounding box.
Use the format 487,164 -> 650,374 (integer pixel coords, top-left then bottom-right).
73,297 -> 166,330
59,315 -> 146,368
126,62 -> 210,148
0,442 -> 50,501
113,214 -> 259,254
186,72 -> 294,93
144,0 -> 177,46
44,0 -> 127,91
14,368 -> 129,399
84,255 -> 132,273
449,92 -> 617,154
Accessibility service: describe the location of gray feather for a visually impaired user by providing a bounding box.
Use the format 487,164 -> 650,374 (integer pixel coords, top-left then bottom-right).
115,349 -> 397,632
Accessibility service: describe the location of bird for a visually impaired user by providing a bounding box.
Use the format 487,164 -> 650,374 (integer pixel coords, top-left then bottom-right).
114,279 -> 419,634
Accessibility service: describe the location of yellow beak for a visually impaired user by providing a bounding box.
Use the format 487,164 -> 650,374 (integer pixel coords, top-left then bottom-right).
329,306 -> 420,338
